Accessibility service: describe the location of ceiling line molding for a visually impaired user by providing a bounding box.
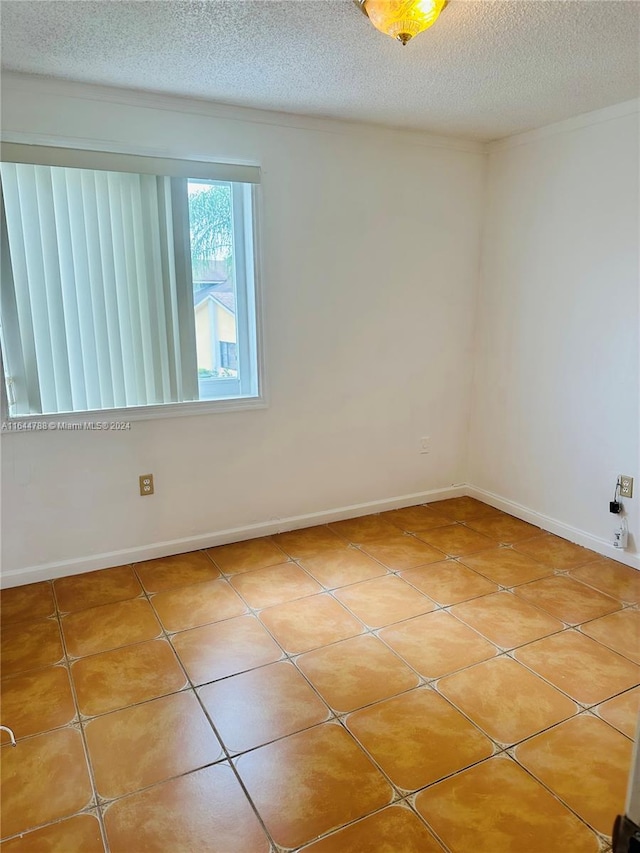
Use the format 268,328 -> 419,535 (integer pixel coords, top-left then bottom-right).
489,97 -> 640,152
0,71 -> 487,156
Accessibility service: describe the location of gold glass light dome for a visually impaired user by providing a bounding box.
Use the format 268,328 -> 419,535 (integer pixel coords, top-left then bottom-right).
356,0 -> 447,45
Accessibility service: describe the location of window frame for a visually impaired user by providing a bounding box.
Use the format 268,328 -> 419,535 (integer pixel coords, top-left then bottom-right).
0,140 -> 268,428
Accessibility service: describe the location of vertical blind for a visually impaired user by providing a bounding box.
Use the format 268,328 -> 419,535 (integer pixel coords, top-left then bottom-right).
0,163 -> 198,416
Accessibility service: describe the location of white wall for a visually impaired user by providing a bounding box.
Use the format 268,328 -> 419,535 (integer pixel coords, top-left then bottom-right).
0,75 -> 486,582
468,104 -> 640,561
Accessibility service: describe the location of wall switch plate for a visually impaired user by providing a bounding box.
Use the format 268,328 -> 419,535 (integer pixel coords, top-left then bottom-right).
420,436 -> 431,454
620,475 -> 634,499
139,474 -> 154,496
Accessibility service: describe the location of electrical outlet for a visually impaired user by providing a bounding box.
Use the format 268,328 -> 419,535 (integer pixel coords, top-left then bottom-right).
420,436 -> 431,454
139,474 -> 154,496
620,475 -> 634,499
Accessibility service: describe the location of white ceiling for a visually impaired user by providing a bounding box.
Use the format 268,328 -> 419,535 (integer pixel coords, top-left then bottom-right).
1,0 -> 639,141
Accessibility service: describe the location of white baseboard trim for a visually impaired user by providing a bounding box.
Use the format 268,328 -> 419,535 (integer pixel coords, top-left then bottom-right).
0,484 -> 467,588
5,482 -> 637,588
466,485 -> 640,571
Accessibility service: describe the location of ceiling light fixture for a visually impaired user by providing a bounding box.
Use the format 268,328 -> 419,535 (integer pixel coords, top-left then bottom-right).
355,0 -> 447,46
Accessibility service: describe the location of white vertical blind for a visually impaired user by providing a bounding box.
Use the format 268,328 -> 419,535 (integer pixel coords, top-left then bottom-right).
0,163 -> 198,415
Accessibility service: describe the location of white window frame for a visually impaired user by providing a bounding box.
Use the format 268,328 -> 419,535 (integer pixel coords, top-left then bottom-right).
0,140 -> 267,428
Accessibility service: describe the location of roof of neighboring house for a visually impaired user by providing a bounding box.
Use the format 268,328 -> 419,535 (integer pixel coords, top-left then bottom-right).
193,280 -> 235,315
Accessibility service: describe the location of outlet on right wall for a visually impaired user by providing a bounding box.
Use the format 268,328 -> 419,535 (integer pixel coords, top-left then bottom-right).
468,101 -> 639,567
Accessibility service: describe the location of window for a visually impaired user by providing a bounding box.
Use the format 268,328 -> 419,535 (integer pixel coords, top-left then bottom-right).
0,144 -> 262,419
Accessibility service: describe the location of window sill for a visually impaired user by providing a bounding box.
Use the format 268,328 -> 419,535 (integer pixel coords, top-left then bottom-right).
1,395 -> 267,433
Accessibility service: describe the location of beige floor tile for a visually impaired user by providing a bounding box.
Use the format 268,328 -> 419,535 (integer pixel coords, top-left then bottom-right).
347,688 -> 493,790
580,608 -> 640,663
379,504 -> 453,533
415,757 -> 599,853
236,724 -> 392,849
570,558 -> 640,604
150,578 -> 246,633
514,631 -> 640,705
0,581 -> 55,626
1,619 -> 64,678
296,634 -> 419,713
230,562 -> 321,609
400,560 -> 497,605
359,535 -> 445,570
54,566 -> 141,613
438,657 -> 576,744
513,534 -> 597,570
299,548 -> 388,589
171,614 -> 283,685
459,547 -> 554,586
465,515 -> 539,544
0,665 -> 75,742
134,550 -> 220,593
328,515 -> 407,544
207,537 -> 288,574
596,687 -> 640,739
104,764 -> 270,853
1,815 -> 105,853
259,594 -> 363,654
0,728 -> 93,839
62,598 -> 162,657
71,639 -> 187,716
515,715 -> 632,834
334,576 -> 435,628
450,591 -> 564,649
273,526 -> 349,560
379,611 -> 497,679
200,660 -> 329,753
300,805 -> 443,853
514,575 -> 621,625
427,497 -> 501,522
85,691 -> 223,799
415,524 -> 496,557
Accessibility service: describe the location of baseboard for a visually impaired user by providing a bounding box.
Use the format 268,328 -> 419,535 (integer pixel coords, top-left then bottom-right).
5,482 -> 637,588
467,485 -> 640,571
0,484 -> 467,588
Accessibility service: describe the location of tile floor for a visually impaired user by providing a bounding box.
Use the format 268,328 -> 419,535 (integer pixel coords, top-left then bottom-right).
1,496 -> 639,852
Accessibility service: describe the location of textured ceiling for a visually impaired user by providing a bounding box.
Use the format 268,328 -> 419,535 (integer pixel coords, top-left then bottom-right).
1,0 -> 639,141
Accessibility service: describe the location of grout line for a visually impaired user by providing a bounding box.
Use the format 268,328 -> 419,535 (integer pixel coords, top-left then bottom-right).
53,599 -> 112,853
512,754 -> 614,844
152,585 -> 283,851
289,796 -> 451,853
0,804 -> 106,847
105,573 -> 281,851
401,795 -> 455,853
